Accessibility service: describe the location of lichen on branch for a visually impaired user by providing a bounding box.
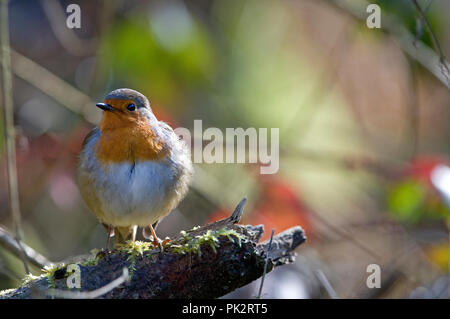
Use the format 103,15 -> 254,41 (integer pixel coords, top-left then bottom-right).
1,199 -> 306,299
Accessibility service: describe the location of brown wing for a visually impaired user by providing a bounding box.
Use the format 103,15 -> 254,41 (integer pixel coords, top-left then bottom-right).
81,127 -> 100,150
78,127 -> 106,223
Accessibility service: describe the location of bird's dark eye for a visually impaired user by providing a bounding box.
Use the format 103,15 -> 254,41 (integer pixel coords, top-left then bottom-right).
127,103 -> 136,111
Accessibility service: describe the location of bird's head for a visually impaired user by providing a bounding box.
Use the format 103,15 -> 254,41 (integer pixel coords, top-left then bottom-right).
94,88 -> 166,163
97,88 -> 156,131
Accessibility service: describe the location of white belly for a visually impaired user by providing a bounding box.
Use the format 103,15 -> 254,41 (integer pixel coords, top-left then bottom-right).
94,160 -> 182,226
78,124 -> 193,227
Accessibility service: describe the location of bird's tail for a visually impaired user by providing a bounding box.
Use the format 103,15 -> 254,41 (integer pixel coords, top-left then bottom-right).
114,226 -> 137,247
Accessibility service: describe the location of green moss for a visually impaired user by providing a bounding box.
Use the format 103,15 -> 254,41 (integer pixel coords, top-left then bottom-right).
42,263 -> 67,288
17,249 -> 104,291
17,263 -> 67,289
114,226 -> 245,276
9,226 -> 245,295
169,227 -> 244,257
79,249 -> 102,267
116,240 -> 158,278
179,230 -> 191,242
116,240 -> 155,256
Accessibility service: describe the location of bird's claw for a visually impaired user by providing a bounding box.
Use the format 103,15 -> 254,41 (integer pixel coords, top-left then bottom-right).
152,237 -> 163,252
151,236 -> 170,252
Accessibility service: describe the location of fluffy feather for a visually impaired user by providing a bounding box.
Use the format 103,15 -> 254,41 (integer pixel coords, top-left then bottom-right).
77,91 -> 193,234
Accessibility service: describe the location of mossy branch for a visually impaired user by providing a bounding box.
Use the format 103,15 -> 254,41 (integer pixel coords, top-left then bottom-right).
1,198 -> 306,299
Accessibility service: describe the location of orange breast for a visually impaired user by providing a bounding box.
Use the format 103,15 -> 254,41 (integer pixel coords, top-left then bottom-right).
95,116 -> 166,165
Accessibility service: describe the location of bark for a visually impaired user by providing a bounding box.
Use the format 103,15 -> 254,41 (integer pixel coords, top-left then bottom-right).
1,199 -> 306,299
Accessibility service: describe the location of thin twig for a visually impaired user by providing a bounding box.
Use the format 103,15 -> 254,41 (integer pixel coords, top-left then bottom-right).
40,0 -> 98,56
413,0 -> 434,47
46,268 -> 129,299
411,0 -> 450,87
327,0 -> 450,90
308,208 -> 382,260
0,226 -> 52,269
257,229 -> 274,299
0,259 -> 22,280
315,269 -> 339,299
0,0 -> 29,275
10,49 -> 97,124
405,60 -> 419,158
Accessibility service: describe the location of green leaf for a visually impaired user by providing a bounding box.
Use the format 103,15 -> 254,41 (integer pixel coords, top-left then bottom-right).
387,180 -> 427,223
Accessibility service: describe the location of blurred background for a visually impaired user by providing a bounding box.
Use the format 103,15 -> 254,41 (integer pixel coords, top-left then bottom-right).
0,0 -> 449,298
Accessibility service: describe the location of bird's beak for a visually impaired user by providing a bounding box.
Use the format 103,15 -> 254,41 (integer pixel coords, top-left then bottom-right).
96,103 -> 114,111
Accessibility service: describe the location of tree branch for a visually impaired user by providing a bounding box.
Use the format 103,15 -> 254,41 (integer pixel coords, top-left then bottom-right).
0,0 -> 29,275
325,0 -> 450,90
0,198 -> 306,299
410,0 -> 450,87
0,226 -> 53,269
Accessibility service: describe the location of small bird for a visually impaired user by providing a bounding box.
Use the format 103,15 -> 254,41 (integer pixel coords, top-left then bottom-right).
77,88 -> 193,250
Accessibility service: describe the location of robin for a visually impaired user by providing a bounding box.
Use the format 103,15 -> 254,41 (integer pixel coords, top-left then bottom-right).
77,88 -> 193,250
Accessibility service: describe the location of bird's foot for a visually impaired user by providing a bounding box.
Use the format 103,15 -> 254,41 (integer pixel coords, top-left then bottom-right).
104,225 -> 114,257
161,237 -> 171,246
151,236 -> 170,252
151,236 -> 163,251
